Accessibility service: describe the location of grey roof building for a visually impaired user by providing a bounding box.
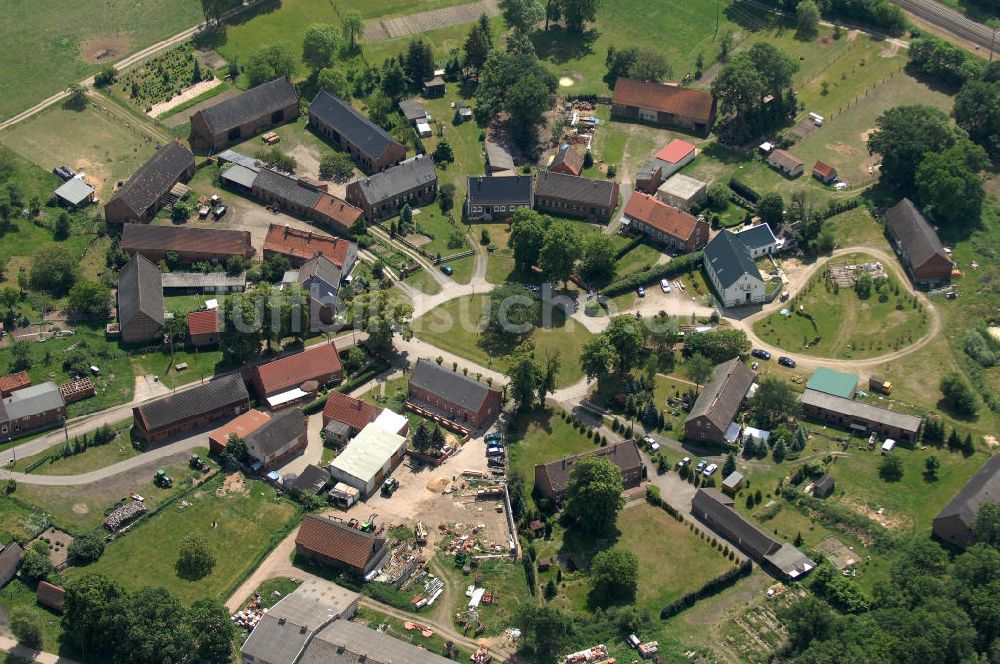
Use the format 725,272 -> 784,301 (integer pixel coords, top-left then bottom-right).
54,176 -> 95,207
485,142 -> 515,173
133,374 -> 250,442
0,542 -> 24,589
398,98 -> 427,122
703,230 -> 766,308
286,464 -> 331,497
407,358 -> 502,427
0,382 -> 66,440
692,488 -> 815,580
308,90 -> 407,173
161,271 -> 247,293
117,254 -> 165,343
220,163 -> 259,190
345,155 -> 438,222
884,198 -> 954,287
104,141 -> 195,224
240,578 -> 359,664
244,408 -> 308,470
535,440 -> 643,502
189,77 -> 300,152
932,455 -> 1000,548
466,175 -> 533,221
813,473 -> 836,499
684,358 -> 756,443
734,223 -> 778,257
533,171 -> 620,222
300,619 -> 456,664
800,389 -> 922,442
254,168 -> 323,210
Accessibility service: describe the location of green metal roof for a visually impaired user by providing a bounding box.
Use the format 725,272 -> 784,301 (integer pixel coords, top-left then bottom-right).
805,367 -> 859,400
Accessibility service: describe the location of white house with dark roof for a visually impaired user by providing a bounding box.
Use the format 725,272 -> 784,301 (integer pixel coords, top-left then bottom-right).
734,223 -> 778,258
703,230 -> 766,307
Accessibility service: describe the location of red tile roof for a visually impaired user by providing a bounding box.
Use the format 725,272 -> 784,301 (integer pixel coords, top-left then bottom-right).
209,409 -> 271,447
812,161 -> 835,178
252,343 -> 344,397
655,139 -> 696,165
263,224 -> 353,267
187,310 -> 220,337
121,224 -> 253,259
612,78 -> 715,125
322,391 -> 382,429
0,371 -> 31,397
623,192 -> 701,242
296,514 -> 386,570
313,193 -> 364,231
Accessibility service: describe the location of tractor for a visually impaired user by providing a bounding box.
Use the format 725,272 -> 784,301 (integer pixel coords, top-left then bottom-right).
360,513 -> 378,533
153,469 -> 172,488
380,477 -> 399,497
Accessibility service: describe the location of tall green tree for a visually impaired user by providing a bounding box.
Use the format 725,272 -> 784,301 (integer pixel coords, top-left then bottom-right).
507,71 -> 555,149
501,0 -> 544,34
579,233 -> 616,283
342,11 -> 364,50
538,220 -> 580,286
558,0 -> 601,32
188,598 -> 236,663
757,192 -> 784,227
67,280 -> 111,319
538,351 -> 561,406
404,39 -> 435,86
505,340 -> 542,412
684,353 -> 714,393
604,315 -> 644,374
481,282 -> 539,350
463,18 -> 494,75
356,289 -> 413,356
508,208 -> 549,271
9,609 -> 43,649
796,0 -> 820,38
513,602 -> 575,657
62,574 -> 125,659
580,334 -> 616,389
954,80 -> 1000,157
565,456 -> 624,533
30,244 -> 77,295
317,67 -> 351,99
751,376 -> 801,426
302,24 -> 342,72
589,548 -> 639,602
111,586 -> 196,664
915,142 -> 988,229
868,105 -> 964,194
245,45 -> 296,87
176,533 -> 215,580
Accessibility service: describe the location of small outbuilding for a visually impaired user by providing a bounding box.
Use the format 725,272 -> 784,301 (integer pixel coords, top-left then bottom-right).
36,580 -> 66,613
812,161 -> 837,184
767,150 -> 805,178
398,98 -> 427,123
881,439 -> 896,454
813,474 -> 836,499
54,176 -> 95,208
422,76 -> 446,97
655,173 -> 707,211
722,471 -> 744,494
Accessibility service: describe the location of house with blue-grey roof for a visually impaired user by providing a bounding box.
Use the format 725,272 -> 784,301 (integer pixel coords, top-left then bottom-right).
466,176 -> 533,222
703,230 -> 766,307
0,382 -> 66,439
346,154 -> 437,222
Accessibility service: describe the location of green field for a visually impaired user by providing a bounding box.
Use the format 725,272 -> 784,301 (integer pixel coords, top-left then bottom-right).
753,253 -> 930,359
130,346 -> 233,390
413,294 -> 592,387
0,0 -> 203,121
66,474 -> 299,603
12,422 -> 136,475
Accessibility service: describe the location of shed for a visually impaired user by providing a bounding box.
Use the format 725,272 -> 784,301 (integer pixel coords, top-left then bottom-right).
54,176 -> 95,207
812,161 -> 837,184
813,474 -> 835,499
655,173 -> 707,211
36,580 -> 65,613
416,121 -> 432,138
722,471 -> 744,494
422,76 -> 446,97
767,150 -> 805,178
398,98 -> 427,123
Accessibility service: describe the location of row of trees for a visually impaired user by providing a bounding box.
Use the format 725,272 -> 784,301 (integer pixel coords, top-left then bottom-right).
507,209 -> 618,286
712,43 -> 799,144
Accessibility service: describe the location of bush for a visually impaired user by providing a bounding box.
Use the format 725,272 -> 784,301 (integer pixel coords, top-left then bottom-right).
9,609 -> 43,649
728,177 -> 759,204
68,532 -> 106,565
319,152 -> 355,181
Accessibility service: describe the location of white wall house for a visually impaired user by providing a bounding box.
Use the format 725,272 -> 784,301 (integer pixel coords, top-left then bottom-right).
704,231 -> 766,307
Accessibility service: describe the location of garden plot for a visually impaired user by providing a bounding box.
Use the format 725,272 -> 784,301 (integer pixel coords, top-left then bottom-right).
112,43 -> 215,112
364,0 -> 500,41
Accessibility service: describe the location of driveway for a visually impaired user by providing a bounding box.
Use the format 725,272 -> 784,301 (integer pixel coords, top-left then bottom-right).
274,413 -> 326,477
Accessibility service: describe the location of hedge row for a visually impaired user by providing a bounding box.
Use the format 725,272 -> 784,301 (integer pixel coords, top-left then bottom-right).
820,198 -> 860,220
615,234 -> 646,259
729,177 -> 759,204
660,559 -> 753,619
601,251 -> 703,297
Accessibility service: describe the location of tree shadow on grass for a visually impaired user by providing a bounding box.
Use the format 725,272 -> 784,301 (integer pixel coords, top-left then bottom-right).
530,27 -> 599,66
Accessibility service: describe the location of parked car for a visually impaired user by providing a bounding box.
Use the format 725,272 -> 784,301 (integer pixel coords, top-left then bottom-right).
751,349 -> 772,360
695,460 -> 708,473
703,463 -> 718,477
485,432 -> 502,443
212,205 -> 227,220
660,279 -> 671,293
678,456 -> 692,467
650,442 -> 660,452
440,265 -> 454,276
642,436 -> 656,447
778,356 -> 797,368
637,286 -> 646,297
487,458 -> 505,468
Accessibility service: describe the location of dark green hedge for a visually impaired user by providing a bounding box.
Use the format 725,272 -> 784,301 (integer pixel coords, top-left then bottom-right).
660,559 -> 753,619
601,251 -> 703,297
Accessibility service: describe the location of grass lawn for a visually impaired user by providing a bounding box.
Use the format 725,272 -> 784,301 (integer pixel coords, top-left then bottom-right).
410,204 -> 469,258
238,577 -> 302,610
401,268 -> 442,295
65,474 -> 299,604
0,323 -> 135,418
753,253 -> 930,359
413,294 -> 592,387
611,237 -> 663,279
131,346 -> 233,389
2,94 -> 159,204
444,253 -> 476,285
12,422 -> 136,475
0,0 -> 203,121
12,449 -> 212,534
506,407 -> 595,499
0,579 -> 66,654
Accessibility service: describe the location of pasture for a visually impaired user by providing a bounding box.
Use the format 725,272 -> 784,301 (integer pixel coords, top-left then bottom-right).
0,0 -> 203,121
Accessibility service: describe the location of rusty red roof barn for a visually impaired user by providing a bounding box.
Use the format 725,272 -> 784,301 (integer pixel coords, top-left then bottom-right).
121,224 -> 254,263
36,581 -> 65,613
295,514 -> 390,576
263,224 -> 357,269
187,310 -> 220,336
208,408 -> 271,454
611,78 -> 715,133
0,372 -> 31,398
250,344 -> 344,399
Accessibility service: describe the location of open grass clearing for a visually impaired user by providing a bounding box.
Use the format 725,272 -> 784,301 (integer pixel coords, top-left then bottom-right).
131,346 -> 233,390
2,104 -> 159,201
413,294 -> 592,387
64,473 -> 299,604
410,203 -> 469,258
0,0 -> 203,121
401,268 -> 443,295
11,422 -> 136,475
753,253 -> 930,359
0,579 -> 66,655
